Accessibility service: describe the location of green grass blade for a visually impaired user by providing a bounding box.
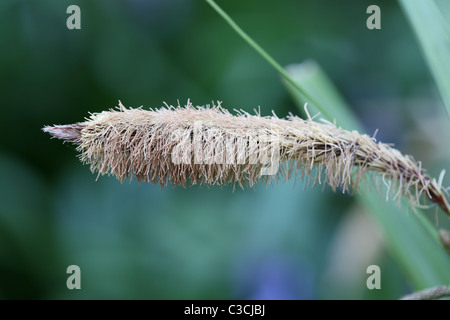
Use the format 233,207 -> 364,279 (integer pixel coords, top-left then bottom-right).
204,0 -> 450,289
283,61 -> 361,131
399,0 -> 450,117
284,62 -> 450,289
203,0 -> 333,122
360,186 -> 450,288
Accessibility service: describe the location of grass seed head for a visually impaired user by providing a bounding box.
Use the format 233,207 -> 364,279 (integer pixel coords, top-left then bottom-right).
43,101 -> 450,216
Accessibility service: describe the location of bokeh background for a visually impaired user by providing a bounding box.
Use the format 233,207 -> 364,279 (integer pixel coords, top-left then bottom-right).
0,0 -> 449,299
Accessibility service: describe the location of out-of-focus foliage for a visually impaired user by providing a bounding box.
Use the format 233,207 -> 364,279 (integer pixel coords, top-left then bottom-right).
399,0 -> 450,116
0,0 -> 448,299
284,59 -> 450,290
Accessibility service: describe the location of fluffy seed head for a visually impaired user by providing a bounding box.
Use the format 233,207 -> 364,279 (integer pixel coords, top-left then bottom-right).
43,100 -> 450,216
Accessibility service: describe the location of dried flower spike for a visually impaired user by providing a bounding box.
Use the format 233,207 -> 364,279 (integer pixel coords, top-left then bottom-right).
43,101 -> 450,216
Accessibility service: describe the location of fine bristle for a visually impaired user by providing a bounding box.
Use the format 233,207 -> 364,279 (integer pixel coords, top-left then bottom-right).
43,101 -> 450,216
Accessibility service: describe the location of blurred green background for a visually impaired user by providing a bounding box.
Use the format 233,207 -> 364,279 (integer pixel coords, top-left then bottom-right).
0,0 -> 449,299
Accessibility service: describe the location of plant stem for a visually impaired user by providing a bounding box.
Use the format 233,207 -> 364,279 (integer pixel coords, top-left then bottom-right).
400,285 -> 450,300
203,0 -> 334,122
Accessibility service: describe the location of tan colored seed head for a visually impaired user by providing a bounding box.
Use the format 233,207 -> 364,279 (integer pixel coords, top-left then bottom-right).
43,100 -> 450,216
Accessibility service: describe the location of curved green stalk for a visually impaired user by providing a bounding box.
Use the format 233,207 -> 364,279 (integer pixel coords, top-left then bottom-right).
203,0 -> 333,122
204,0 -> 450,290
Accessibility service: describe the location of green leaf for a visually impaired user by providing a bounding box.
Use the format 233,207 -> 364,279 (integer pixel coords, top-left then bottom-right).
284,61 -> 450,289
203,0 -> 334,121
204,0 -> 450,291
399,0 -> 450,117
283,61 -> 361,131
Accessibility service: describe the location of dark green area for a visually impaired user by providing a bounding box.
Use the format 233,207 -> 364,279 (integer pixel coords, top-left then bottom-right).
0,0 -> 448,299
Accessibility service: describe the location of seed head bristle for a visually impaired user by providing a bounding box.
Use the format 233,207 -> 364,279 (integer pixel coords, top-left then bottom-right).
43,100 -> 450,216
